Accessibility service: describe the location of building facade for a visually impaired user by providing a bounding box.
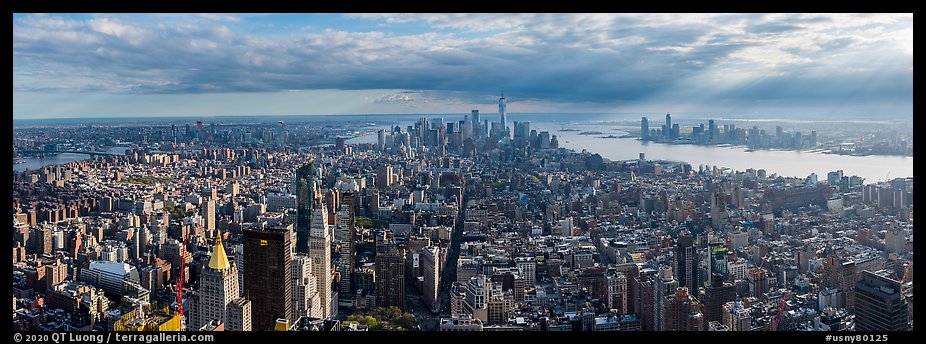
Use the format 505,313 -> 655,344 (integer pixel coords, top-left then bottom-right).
243,225 -> 293,330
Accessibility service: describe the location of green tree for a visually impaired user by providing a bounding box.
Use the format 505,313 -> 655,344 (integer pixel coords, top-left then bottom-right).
393,313 -> 417,330
346,314 -> 382,330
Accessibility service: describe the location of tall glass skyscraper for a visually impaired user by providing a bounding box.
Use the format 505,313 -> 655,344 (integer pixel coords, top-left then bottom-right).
665,113 -> 672,139
641,117 -> 649,141
295,163 -> 315,254
499,93 -> 507,137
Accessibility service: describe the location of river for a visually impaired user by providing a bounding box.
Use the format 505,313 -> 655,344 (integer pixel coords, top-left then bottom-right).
14,116 -> 912,183
529,122 -> 912,182
343,118 -> 912,183
13,146 -> 130,173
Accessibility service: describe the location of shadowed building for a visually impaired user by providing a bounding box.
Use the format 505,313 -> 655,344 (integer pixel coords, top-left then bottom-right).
854,270 -> 910,331
243,225 -> 293,330
295,163 -> 316,254
375,242 -> 406,310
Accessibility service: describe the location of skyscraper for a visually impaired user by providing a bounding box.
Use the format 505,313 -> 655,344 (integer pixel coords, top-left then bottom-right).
291,254 -> 321,319
822,256 -> 858,311
193,230 -> 249,331
462,114 -> 473,141
335,193 -> 355,303
202,199 -> 215,233
36,225 -> 52,256
709,242 -> 729,284
464,274 -> 489,321
376,165 -> 393,190
472,110 -> 481,139
310,207 -> 332,318
701,240 -> 736,325
702,274 -> 736,324
243,224 -> 293,330
854,270 -> 910,331
227,297 -> 252,331
376,129 -> 386,151
675,230 -> 699,289
420,246 -> 441,313
375,242 -> 406,310
633,273 -> 656,331
662,287 -> 704,331
654,266 -> 678,331
498,93 -> 507,138
710,190 -> 728,230
607,270 -> 628,313
641,117 -> 649,141
704,268 -> 736,322
295,163 -> 315,254
513,121 -> 531,140
279,121 -> 285,148
665,113 -> 672,139
515,257 -> 536,287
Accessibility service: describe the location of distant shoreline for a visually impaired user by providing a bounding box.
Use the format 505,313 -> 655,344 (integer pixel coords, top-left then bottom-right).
14,112 -> 912,126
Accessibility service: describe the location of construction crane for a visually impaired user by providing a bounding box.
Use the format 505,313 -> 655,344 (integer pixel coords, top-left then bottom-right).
754,256 -> 766,271
773,290 -> 790,331
751,257 -> 768,280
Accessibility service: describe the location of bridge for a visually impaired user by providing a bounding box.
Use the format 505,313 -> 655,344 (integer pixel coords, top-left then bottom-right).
17,150 -> 117,157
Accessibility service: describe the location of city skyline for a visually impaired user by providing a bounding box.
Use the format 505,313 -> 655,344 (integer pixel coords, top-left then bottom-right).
12,107 -> 913,332
13,13 -> 912,119
10,11 -> 914,336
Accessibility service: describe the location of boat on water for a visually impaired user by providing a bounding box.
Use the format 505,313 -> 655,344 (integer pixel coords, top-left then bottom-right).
13,159 -> 26,164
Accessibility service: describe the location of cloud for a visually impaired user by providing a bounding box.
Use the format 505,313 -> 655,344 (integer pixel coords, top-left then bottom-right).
197,13 -> 242,23
374,92 -> 416,104
745,22 -> 803,34
12,13 -> 913,117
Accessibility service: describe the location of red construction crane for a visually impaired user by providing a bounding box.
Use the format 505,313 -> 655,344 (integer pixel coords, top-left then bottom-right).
773,290 -> 790,331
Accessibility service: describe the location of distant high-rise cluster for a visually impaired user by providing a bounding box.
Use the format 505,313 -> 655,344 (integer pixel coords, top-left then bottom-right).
640,115 -> 821,151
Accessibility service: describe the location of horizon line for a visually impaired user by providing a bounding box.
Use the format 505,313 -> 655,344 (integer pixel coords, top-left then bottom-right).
13,111 -> 911,122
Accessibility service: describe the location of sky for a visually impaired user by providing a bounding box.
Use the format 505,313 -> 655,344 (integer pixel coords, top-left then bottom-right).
13,13 -> 913,119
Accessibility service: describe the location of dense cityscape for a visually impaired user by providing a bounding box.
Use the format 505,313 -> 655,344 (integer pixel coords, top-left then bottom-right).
638,114 -> 912,157
13,12 -> 912,336
12,95 -> 914,332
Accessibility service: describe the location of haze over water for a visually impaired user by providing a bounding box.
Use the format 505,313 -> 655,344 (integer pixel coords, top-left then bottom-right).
531,122 -> 912,183
362,113 -> 913,183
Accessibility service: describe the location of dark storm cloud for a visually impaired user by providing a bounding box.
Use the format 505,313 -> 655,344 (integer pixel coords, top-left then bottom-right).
13,13 -> 913,109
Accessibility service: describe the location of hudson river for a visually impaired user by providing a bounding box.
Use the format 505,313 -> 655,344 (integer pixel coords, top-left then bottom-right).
530,122 -> 912,183
350,116 -> 912,183
16,115 -> 913,183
